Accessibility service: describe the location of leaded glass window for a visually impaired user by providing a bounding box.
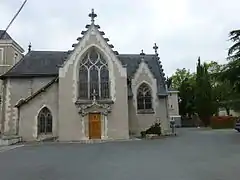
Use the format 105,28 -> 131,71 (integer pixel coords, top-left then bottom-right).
137,83 -> 153,110
37,107 -> 52,134
78,48 -> 110,99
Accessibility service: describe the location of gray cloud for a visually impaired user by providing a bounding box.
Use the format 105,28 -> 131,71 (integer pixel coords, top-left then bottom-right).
0,0 -> 239,76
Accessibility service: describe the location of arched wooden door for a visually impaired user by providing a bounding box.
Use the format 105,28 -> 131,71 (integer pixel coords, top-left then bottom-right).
88,113 -> 101,139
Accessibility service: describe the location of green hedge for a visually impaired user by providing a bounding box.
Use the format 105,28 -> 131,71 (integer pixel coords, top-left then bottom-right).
210,116 -> 236,129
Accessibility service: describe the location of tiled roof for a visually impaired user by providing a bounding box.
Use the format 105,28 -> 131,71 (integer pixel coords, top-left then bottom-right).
1,51 -> 167,95
1,51 -> 68,77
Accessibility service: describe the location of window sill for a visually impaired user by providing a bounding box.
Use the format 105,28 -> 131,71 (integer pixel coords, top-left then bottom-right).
37,133 -> 55,141
75,99 -> 114,105
137,109 -> 155,114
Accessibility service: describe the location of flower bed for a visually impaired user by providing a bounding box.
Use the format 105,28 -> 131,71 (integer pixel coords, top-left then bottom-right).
210,116 -> 236,129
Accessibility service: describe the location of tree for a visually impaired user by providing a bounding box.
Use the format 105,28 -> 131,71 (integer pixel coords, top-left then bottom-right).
169,68 -> 196,117
195,57 -> 214,126
228,29 -> 240,60
205,61 -> 232,115
217,29 -> 240,113
178,77 -> 196,117
221,29 -> 240,92
170,68 -> 194,90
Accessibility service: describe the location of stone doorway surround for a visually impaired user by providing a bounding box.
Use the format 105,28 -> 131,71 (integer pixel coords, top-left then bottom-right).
75,94 -> 113,140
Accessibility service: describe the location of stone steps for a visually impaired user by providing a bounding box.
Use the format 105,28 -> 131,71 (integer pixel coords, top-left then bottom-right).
0,135 -> 22,146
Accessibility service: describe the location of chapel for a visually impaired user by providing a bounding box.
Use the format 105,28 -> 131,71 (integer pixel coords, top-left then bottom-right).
0,9 -> 180,141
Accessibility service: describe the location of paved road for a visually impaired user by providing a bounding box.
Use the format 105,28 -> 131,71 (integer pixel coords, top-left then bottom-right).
0,128 -> 240,180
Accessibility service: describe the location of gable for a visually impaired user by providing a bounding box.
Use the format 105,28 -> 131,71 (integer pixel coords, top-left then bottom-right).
0,9 -> 167,95
118,54 -> 167,95
60,24 -> 126,78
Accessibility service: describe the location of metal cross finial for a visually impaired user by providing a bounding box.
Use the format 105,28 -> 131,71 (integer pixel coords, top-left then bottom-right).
89,9 -> 97,24
153,43 -> 158,55
140,49 -> 145,56
28,42 -> 32,52
92,89 -> 98,102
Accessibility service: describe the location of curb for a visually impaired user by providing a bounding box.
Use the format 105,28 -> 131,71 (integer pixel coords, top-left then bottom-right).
0,144 -> 24,153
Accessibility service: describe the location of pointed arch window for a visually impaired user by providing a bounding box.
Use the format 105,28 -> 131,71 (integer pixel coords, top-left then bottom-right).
78,47 -> 110,99
137,83 -> 153,110
37,107 -> 52,134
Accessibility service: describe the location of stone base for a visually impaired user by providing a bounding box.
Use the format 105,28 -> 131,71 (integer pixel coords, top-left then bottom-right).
36,135 -> 58,142
0,135 -> 22,146
57,138 -> 139,144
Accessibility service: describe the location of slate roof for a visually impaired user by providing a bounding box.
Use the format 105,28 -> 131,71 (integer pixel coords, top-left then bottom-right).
0,51 -> 167,95
1,51 -> 68,77
118,54 -> 167,95
0,30 -> 13,40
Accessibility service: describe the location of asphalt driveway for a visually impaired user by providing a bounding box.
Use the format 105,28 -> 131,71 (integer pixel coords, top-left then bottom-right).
0,128 -> 240,180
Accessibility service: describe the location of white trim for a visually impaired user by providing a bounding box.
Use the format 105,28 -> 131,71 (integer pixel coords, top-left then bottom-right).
168,90 -> 179,93
0,64 -> 11,67
135,80 -> 152,92
101,114 -> 105,139
170,115 -> 181,118
132,61 -> 158,113
4,79 -> 11,133
81,116 -> 87,139
15,98 -> 24,107
0,41 -> 24,54
37,104 -> 54,116
132,61 -> 155,85
100,114 -> 108,140
0,48 -> 4,64
104,115 -> 108,139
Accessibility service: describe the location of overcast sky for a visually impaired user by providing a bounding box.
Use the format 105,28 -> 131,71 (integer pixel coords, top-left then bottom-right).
0,0 -> 239,76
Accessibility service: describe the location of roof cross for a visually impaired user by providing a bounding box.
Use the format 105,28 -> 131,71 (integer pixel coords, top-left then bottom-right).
89,9 -> 97,24
140,49 -> 145,56
153,43 -> 159,56
28,42 -> 32,52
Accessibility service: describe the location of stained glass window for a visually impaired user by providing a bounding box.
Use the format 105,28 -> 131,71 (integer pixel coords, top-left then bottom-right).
137,83 -> 153,110
37,107 -> 52,134
78,47 -> 110,99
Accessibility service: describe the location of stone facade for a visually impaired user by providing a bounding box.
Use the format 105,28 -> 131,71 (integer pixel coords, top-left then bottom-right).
0,10 -> 180,141
0,32 -> 24,133
167,90 -> 181,127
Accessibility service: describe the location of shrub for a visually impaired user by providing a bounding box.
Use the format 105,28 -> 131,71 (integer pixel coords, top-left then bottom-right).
140,122 -> 161,138
210,116 -> 236,129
